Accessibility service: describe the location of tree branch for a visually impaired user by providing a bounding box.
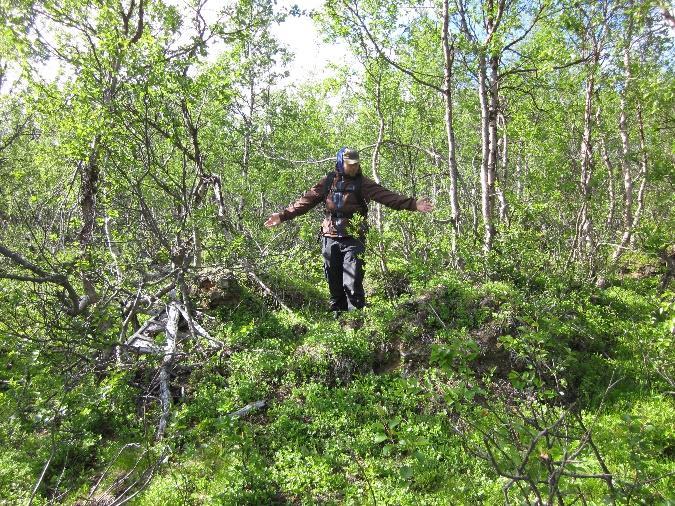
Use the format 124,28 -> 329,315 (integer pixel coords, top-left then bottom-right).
342,0 -> 444,93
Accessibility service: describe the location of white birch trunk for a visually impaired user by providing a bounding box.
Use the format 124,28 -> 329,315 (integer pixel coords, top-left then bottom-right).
442,0 -> 460,257
631,105 -> 648,239
578,63 -> 596,264
156,302 -> 179,439
496,112 -> 509,224
478,52 -> 494,254
612,17 -> 635,262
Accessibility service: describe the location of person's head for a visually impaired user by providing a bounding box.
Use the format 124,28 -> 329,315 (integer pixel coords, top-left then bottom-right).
342,148 -> 360,177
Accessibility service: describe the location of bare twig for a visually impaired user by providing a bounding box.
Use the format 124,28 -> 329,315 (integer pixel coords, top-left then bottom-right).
247,270 -> 293,313
156,302 -> 179,439
29,445 -> 54,505
87,443 -> 141,501
228,400 -> 266,418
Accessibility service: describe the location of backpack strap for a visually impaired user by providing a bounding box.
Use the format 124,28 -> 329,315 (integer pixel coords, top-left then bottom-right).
322,171 -> 367,216
322,171 -> 336,200
351,174 -> 367,214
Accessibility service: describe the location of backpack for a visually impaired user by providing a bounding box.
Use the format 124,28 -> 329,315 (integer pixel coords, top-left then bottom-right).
321,170 -> 367,219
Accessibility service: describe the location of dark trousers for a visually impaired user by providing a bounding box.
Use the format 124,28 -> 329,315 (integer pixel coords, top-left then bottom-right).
321,236 -> 366,311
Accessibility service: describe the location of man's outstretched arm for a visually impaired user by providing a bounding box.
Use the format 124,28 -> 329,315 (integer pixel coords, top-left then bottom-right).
363,177 -> 433,213
265,176 -> 328,228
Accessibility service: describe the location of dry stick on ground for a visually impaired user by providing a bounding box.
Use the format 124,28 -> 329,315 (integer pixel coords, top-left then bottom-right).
156,302 -> 179,439
425,302 -> 448,328
103,450 -> 150,498
87,443 -> 142,502
124,313 -> 167,354
178,275 -> 200,340
28,443 -> 55,506
175,303 -> 224,349
50,452 -> 70,503
247,270 -> 293,313
110,449 -> 168,506
123,295 -> 222,439
228,400 -> 266,418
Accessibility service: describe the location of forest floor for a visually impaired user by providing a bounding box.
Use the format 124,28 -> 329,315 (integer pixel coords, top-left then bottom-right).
114,257 -> 674,505
3,255 -> 673,505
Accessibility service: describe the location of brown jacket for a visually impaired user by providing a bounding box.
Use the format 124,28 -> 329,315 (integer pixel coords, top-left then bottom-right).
279,172 -> 418,237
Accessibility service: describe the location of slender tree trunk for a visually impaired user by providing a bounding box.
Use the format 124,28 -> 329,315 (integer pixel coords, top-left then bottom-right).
156,301 -> 179,440
82,21 -> 123,301
457,0 -> 505,254
370,67 -> 389,278
488,53 -> 500,221
496,111 -> 509,224
212,176 -> 227,223
613,15 -> 635,262
78,135 -> 102,308
578,71 -> 596,265
81,3 -> 144,306
599,135 -> 616,231
478,52 -> 495,253
470,155 -> 480,244
370,135 -> 384,235
499,113 -> 508,179
632,104 -> 648,237
104,215 -> 123,283
471,184 -> 479,244
442,0 -> 460,258
371,73 -> 385,234
239,126 -> 250,232
238,61 -> 255,232
515,141 -> 524,200
79,136 -> 101,249
192,227 -> 202,269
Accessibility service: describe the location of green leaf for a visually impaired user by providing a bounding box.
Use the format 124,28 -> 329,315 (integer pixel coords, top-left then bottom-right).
373,433 -> 388,444
400,466 -> 414,480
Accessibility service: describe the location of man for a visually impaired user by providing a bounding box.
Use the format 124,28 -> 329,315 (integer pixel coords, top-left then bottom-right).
265,148 -> 433,315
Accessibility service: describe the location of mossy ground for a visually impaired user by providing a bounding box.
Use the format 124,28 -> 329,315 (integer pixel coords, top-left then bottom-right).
130,261 -> 674,504
1,253 -> 673,505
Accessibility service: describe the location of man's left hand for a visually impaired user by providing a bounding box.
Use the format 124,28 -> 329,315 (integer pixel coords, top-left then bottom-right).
265,213 -> 281,227
416,199 -> 434,213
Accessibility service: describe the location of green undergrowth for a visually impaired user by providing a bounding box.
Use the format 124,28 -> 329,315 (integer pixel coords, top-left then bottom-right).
2,260 -> 673,504
130,267 -> 674,504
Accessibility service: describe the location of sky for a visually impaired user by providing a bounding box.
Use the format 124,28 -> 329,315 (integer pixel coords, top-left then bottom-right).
271,0 -> 352,84
173,0 -> 352,82
2,0 -> 351,92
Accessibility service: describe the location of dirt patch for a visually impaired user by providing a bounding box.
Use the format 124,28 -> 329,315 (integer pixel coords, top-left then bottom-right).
190,267 -> 240,309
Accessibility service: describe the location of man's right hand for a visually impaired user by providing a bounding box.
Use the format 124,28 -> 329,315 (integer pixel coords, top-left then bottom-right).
416,198 -> 434,213
265,213 -> 281,228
